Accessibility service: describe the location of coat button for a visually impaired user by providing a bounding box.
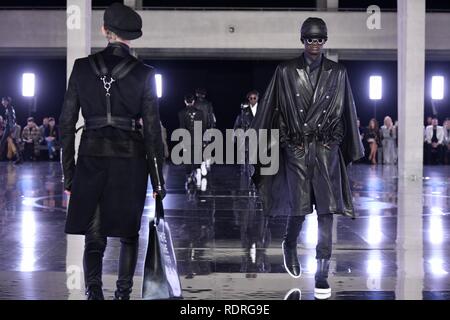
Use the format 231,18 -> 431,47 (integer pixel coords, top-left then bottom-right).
326,95 -> 330,99
318,124 -> 321,127
323,110 -> 326,113
304,123 -> 308,127
300,109 -> 304,113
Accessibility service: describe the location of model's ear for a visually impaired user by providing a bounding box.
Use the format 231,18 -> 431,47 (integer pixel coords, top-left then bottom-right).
101,25 -> 107,36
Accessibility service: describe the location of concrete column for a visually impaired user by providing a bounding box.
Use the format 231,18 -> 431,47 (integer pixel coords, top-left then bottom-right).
67,0 -> 91,159
317,0 -> 339,11
66,0 -> 91,299
124,0 -> 143,10
395,179 -> 424,299
397,0 -> 426,180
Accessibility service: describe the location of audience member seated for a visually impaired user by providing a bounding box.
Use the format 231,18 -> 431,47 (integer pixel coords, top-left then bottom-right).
366,118 -> 380,165
424,117 -> 445,165
443,118 -> 450,165
21,117 -> 41,161
44,117 -> 58,160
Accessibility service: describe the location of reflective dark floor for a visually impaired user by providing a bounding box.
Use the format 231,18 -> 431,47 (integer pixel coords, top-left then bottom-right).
0,162 -> 449,300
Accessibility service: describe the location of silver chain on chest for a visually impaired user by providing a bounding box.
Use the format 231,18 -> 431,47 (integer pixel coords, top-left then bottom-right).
101,76 -> 116,96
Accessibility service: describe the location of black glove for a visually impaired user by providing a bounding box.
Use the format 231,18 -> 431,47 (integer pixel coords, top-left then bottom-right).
153,185 -> 167,200
63,169 -> 74,192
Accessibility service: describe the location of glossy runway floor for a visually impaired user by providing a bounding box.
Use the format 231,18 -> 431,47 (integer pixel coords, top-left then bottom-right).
0,161 -> 449,300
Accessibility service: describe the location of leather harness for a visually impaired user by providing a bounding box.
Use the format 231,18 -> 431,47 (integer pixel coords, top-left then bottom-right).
84,53 -> 140,132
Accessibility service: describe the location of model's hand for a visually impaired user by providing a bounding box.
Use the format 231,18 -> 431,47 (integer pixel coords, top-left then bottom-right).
64,190 -> 71,196
153,187 -> 167,200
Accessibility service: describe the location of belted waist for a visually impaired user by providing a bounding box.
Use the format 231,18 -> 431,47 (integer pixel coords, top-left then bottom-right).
84,116 -> 141,132
288,130 -> 328,179
290,130 -> 326,146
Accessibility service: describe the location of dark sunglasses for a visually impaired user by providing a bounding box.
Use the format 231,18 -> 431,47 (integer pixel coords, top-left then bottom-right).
249,96 -> 258,100
305,38 -> 326,45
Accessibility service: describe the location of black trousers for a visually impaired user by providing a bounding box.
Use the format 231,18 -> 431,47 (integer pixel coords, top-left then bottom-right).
83,206 -> 139,293
425,143 -> 445,165
284,214 -> 333,260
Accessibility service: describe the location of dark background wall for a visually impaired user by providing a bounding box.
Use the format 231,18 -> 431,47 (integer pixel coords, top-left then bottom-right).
0,57 -> 449,137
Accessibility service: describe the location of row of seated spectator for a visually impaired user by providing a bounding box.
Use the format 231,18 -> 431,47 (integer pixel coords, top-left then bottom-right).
356,116 -> 450,166
0,116 -> 59,162
357,117 -> 398,165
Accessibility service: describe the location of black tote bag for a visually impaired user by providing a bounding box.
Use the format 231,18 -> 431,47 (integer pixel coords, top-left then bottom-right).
142,196 -> 183,300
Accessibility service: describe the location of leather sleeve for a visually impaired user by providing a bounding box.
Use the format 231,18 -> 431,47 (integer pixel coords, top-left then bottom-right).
208,102 -> 216,128
59,61 -> 81,191
141,68 -> 165,190
278,110 -> 289,148
331,118 -> 345,145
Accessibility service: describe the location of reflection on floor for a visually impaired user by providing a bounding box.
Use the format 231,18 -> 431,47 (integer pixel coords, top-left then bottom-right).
0,162 -> 449,300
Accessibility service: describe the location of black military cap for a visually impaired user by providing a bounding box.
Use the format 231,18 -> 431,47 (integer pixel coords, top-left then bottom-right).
195,88 -> 207,95
301,17 -> 328,42
104,2 -> 143,40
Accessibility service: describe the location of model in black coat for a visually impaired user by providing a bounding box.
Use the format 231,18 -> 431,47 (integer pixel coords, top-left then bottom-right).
59,30 -> 165,299
251,17 -> 364,299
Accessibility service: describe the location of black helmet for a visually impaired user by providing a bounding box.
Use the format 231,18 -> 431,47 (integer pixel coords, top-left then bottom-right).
300,17 -> 328,42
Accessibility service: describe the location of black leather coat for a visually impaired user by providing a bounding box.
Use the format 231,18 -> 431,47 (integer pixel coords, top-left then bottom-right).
60,43 -> 165,237
233,106 -> 255,131
59,43 -> 164,192
194,98 -> 216,129
178,106 -> 206,133
252,54 -> 364,218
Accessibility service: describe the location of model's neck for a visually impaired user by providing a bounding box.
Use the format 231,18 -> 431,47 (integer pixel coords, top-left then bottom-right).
304,51 -> 321,61
109,40 -> 131,47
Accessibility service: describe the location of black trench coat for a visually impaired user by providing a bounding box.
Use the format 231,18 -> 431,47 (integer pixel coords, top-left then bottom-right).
60,43 -> 164,237
252,54 -> 364,218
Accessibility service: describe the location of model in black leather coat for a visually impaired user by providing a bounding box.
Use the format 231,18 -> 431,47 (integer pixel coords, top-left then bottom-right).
252,54 -> 364,218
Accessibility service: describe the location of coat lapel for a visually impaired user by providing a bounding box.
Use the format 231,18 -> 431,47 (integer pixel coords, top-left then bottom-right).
294,56 -> 314,100
306,58 -> 335,122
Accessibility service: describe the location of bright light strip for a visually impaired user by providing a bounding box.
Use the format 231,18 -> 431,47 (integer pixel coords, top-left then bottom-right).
155,74 -> 162,98
305,212 -> 318,245
369,75 -> 382,100
20,211 -> 36,272
429,258 -> 448,276
431,76 -> 444,100
367,215 -> 382,245
429,216 -> 444,245
367,259 -> 382,276
22,73 -> 35,97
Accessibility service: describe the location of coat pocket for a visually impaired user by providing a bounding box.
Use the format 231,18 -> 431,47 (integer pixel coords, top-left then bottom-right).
286,143 -> 306,159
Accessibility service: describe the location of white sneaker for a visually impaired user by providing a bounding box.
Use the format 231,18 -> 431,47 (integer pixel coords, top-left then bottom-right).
314,289 -> 331,300
195,169 -> 202,186
201,162 -> 208,176
201,178 -> 207,191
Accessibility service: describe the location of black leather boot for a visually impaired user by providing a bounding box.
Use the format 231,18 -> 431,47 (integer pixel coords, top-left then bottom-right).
86,285 -> 104,300
114,236 -> 139,300
114,289 -> 131,300
284,288 -> 302,300
314,259 -> 331,299
282,241 -> 301,278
